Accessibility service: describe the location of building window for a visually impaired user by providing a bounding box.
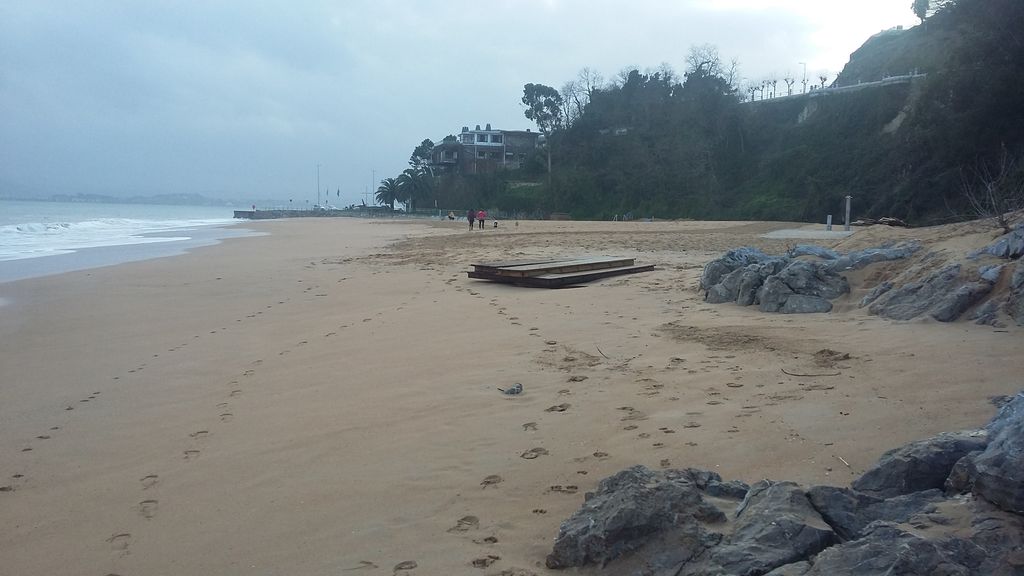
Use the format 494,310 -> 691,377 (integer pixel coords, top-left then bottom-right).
477,150 -> 487,158
491,134 -> 503,144
461,134 -> 473,144
476,134 -> 488,143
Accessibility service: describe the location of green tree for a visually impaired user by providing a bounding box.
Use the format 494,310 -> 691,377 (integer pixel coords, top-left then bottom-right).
522,83 -> 564,133
409,139 -> 434,169
397,168 -> 434,212
375,177 -> 400,209
912,0 -> 929,22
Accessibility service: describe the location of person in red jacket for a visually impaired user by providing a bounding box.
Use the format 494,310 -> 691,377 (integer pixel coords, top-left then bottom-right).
477,210 -> 486,229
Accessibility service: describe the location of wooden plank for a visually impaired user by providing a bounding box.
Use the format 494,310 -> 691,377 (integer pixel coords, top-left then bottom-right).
472,259 -> 564,273
480,257 -> 635,278
469,264 -> 654,288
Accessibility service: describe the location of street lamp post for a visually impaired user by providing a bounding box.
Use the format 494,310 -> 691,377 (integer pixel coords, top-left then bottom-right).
799,62 -> 807,93
316,163 -> 321,209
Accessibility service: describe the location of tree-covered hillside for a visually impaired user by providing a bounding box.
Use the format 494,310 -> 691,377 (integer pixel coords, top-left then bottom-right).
393,0 -> 1023,225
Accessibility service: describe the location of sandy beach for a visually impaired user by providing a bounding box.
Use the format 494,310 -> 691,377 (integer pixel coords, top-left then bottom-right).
0,217 -> 1019,575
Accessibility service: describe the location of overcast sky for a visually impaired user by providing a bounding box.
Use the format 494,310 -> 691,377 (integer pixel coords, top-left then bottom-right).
1,1 -> 918,207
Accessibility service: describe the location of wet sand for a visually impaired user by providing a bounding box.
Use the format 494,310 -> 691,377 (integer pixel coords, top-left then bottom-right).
0,217 -> 1018,575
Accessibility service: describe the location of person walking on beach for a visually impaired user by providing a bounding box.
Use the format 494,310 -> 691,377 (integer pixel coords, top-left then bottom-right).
466,209 -> 475,230
477,209 -> 486,229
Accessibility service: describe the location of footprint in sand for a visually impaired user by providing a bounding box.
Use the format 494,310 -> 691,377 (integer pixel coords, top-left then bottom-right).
521,422 -> 538,431
183,450 -> 200,461
393,560 -> 418,573
660,459 -> 671,468
532,509 -> 547,514
593,451 -> 610,459
140,474 -> 159,489
473,536 -> 499,544
471,555 -> 501,568
547,485 -> 579,494
447,515 -> 479,532
520,447 -> 549,460
544,403 -> 571,413
36,435 -> 51,440
342,560 -> 378,571
106,532 -> 131,552
229,389 -> 242,397
190,430 -> 209,438
138,499 -> 158,519
219,413 -> 234,422
480,475 -> 503,488
567,375 -> 588,382
623,425 -> 638,431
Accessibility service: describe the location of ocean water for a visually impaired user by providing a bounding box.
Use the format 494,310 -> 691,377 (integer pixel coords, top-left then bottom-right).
0,200 -> 253,282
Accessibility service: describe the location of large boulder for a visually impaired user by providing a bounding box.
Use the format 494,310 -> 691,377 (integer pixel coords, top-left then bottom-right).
851,430 -> 989,498
929,281 -> 994,322
971,225 -> 1024,259
758,261 -> 849,313
701,248 -> 776,291
1009,260 -> 1024,326
970,393 -> 1024,514
545,466 -> 733,569
683,481 -> 836,576
771,524 -> 981,576
868,264 -> 962,320
807,486 -> 945,540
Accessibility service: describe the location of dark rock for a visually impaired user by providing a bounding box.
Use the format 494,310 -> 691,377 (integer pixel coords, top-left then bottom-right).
808,486 -> 944,540
774,260 -> 850,300
792,523 -> 979,575
758,261 -> 848,313
859,281 -> 893,308
687,481 -> 836,576
764,562 -> 812,576
780,294 -> 833,314
825,243 -> 919,272
545,466 -> 728,569
758,276 -> 796,313
979,264 -> 1006,283
972,300 -> 1004,326
965,498 -> 1024,575
788,245 -> 840,260
1009,260 -> 1024,326
706,267 -> 747,304
971,225 -> 1024,259
736,267 -> 766,306
971,393 -> 1024,514
945,453 -> 982,494
868,264 -> 961,320
701,248 -> 775,290
929,281 -> 993,322
851,430 -> 989,498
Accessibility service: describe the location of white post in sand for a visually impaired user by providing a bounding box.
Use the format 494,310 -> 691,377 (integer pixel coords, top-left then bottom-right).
844,195 -> 852,231
826,215 -> 833,231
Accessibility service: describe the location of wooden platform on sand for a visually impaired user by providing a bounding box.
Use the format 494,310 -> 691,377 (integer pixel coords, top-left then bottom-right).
468,257 -> 654,288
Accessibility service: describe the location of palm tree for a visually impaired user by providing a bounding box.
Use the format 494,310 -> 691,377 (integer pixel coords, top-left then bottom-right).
375,177 -> 400,210
396,168 -> 434,212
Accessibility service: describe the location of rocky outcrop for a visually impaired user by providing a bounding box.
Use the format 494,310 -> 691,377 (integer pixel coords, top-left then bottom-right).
547,392 -> 1024,575
971,225 -> 1024,259
545,466 -> 736,569
959,393 -> 1024,514
850,430 -> 989,498
1010,260 -> 1024,326
700,249 -> 852,314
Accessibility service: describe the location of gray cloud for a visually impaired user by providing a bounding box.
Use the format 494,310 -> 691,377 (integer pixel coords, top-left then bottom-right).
0,1 -> 916,206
